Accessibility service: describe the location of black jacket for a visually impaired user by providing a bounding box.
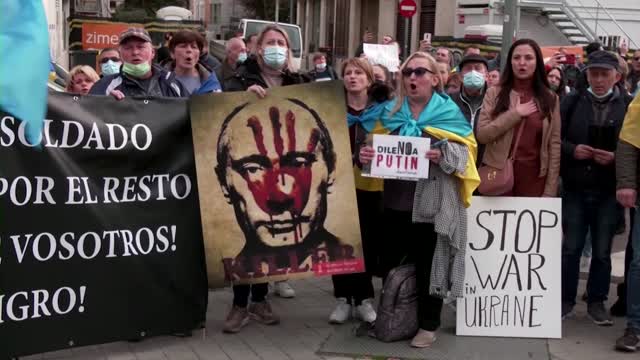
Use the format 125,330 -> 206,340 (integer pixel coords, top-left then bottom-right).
89,65 -> 185,98
307,66 -> 338,82
560,88 -> 632,193
223,57 -> 309,92
630,69 -> 640,94
450,87 -> 486,164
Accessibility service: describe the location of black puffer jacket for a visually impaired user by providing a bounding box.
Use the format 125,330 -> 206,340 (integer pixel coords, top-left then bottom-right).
223,57 -> 309,92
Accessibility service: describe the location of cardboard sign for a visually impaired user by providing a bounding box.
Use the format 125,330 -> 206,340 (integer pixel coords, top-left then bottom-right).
363,43 -> 401,72
456,196 -> 562,339
369,134 -> 430,180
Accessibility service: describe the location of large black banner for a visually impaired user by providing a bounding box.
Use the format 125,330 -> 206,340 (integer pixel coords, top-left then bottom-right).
0,93 -> 207,358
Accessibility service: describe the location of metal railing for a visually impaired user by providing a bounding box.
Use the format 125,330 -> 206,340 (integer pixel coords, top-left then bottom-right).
559,0 -> 597,42
518,0 -> 638,48
586,0 -> 638,48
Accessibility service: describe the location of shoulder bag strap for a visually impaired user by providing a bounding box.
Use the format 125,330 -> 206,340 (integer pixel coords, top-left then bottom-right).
508,118 -> 527,160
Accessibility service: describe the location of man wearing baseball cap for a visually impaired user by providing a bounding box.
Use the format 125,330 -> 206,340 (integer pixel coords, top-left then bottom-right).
90,27 -> 185,99
450,54 -> 489,163
560,50 -> 633,326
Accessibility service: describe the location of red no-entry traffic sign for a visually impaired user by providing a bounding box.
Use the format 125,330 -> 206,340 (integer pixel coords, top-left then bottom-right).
399,0 -> 417,18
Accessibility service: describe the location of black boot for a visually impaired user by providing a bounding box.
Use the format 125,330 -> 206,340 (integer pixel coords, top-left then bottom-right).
611,282 -> 627,317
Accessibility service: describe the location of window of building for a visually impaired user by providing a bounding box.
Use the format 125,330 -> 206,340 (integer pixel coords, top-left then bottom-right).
396,13 -> 413,58
309,0 -> 321,52
334,0 -> 350,57
212,3 -> 222,26
419,0 -> 436,41
599,35 -> 621,50
325,0 -> 335,49
198,2 -> 205,21
74,0 -> 99,13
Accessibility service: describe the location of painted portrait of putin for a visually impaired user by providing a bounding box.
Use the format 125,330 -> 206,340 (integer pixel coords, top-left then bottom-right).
215,98 -> 352,277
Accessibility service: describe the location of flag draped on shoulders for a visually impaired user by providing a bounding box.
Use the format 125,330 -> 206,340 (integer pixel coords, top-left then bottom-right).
380,93 -> 480,207
620,92 -> 640,149
0,0 -> 49,145
347,101 -> 387,133
348,101 -> 389,192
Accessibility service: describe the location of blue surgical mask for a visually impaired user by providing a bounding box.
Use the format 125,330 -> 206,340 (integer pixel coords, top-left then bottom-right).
587,86 -> 613,99
237,52 -> 248,64
463,70 -> 485,90
262,46 -> 287,69
101,60 -> 121,76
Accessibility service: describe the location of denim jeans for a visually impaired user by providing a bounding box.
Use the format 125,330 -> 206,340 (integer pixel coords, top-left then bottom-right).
628,208 -> 640,330
562,190 -> 622,305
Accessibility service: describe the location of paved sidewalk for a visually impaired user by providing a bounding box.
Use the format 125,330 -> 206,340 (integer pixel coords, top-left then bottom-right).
21,276 -> 633,360
22,219 -> 633,359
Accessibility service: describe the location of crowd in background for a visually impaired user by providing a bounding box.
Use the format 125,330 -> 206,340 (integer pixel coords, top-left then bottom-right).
59,25 -> 640,353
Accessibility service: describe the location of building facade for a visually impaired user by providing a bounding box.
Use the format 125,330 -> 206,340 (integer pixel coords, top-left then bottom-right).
191,0 -> 250,40
295,0 -> 444,69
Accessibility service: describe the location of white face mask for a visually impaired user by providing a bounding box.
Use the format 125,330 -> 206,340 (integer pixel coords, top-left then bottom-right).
315,62 -> 327,71
587,86 -> 613,99
262,46 -> 287,69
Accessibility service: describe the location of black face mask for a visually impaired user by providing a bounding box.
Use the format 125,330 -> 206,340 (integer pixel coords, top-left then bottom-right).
369,81 -> 392,103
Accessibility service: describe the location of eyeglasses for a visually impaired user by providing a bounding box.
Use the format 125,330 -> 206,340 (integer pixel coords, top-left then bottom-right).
100,57 -> 121,64
401,67 -> 434,77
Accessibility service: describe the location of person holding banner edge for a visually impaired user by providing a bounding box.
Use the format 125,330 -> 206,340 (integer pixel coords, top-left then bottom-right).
166,30 -> 222,95
90,28 -> 185,99
221,24 -> 309,334
359,51 -> 478,348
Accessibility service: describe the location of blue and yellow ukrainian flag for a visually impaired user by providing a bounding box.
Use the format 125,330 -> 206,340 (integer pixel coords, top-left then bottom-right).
619,92 -> 640,149
0,0 -> 49,144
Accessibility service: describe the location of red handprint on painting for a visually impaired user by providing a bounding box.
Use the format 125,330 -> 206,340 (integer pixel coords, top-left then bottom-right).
216,99 -> 345,277
237,107 -> 321,243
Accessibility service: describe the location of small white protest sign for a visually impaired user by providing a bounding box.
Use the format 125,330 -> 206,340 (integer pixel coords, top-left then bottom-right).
363,43 -> 400,72
368,134 -> 430,180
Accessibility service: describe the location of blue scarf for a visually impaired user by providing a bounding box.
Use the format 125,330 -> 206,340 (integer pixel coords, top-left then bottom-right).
346,101 -> 387,133
381,93 -> 472,138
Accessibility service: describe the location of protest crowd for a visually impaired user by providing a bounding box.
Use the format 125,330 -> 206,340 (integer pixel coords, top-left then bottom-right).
5,8 -> 640,357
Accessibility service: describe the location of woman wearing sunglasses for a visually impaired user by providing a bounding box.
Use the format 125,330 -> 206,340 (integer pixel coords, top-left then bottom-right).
359,52 -> 479,348
475,38 -> 560,198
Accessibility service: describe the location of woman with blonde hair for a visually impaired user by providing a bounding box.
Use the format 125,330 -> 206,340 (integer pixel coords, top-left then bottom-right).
66,65 -> 99,95
359,51 -> 478,347
224,24 -> 305,94
221,24 -> 308,334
